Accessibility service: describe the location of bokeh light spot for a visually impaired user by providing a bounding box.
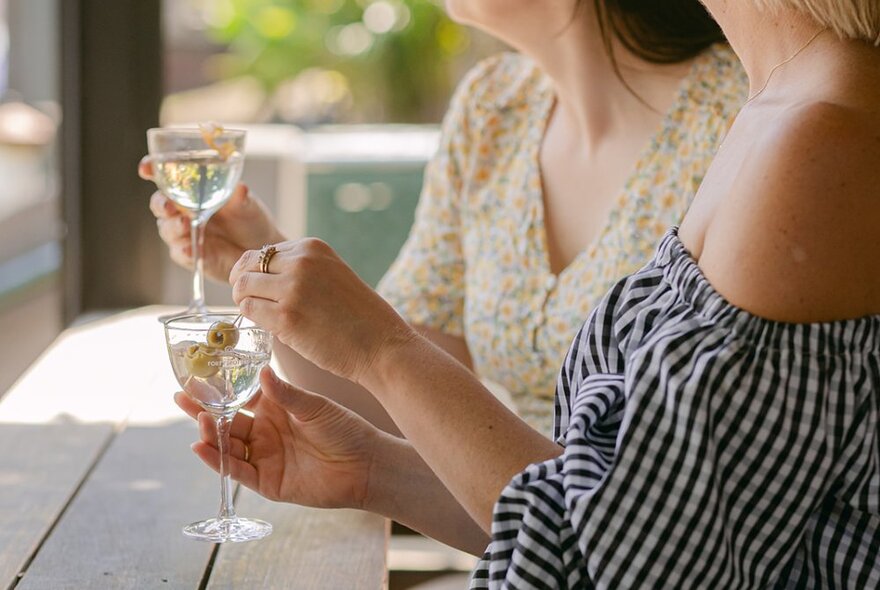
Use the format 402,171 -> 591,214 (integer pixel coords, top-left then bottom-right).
254,6 -> 297,40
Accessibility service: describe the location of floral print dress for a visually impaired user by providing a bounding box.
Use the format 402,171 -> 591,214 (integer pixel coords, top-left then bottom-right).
377,45 -> 748,435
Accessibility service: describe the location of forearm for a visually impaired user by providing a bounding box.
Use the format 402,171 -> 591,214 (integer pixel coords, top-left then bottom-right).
362,336 -> 562,532
414,325 -> 473,370
366,434 -> 490,556
272,326 -> 472,437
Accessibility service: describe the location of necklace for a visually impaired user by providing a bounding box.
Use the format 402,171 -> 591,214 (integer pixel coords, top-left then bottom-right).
746,29 -> 827,104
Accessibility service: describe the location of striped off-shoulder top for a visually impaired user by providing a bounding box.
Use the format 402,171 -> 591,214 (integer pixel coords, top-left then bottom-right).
470,229 -> 880,589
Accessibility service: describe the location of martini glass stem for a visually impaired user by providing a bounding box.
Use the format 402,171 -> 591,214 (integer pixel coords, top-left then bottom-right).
216,413 -> 237,521
190,217 -> 207,313
188,162 -> 209,314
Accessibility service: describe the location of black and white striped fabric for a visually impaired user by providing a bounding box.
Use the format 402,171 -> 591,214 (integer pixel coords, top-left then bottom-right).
470,229 -> 880,589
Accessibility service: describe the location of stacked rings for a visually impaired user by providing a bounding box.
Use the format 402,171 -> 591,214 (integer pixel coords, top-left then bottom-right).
259,245 -> 278,274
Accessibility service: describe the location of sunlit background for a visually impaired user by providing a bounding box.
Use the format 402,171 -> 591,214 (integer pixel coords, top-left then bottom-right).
0,0 -> 499,395
162,0 -> 499,125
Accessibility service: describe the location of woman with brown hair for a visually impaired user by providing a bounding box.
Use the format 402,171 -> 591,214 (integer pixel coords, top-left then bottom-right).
149,0 -> 746,435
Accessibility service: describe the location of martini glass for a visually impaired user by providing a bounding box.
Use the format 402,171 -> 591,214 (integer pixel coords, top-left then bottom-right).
148,127 -> 246,320
164,312 -> 272,542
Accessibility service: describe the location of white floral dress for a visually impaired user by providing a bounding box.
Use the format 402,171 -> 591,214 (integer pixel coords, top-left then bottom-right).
378,45 -> 748,434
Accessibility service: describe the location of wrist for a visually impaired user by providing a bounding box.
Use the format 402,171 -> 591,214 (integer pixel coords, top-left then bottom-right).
357,324 -> 422,393
361,433 -> 413,516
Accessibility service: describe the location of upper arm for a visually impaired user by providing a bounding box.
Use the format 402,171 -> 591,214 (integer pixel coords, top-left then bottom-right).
699,102 -> 880,323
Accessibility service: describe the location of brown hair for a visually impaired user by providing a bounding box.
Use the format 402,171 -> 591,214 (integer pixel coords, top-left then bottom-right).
588,1 -> 726,64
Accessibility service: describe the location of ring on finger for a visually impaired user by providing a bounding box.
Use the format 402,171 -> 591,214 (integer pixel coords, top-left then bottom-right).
258,244 -> 278,274
243,442 -> 251,463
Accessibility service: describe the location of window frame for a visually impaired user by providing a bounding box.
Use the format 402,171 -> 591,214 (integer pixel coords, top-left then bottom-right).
60,0 -> 164,323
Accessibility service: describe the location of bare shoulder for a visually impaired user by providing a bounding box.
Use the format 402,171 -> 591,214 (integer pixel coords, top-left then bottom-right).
699,101 -> 880,323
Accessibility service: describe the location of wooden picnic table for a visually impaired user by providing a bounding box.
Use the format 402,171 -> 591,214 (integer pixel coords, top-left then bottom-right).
0,306 -> 389,589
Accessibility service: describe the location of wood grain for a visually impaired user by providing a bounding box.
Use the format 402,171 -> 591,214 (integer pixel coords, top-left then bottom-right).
207,489 -> 389,590
17,422 -> 219,590
3,306 -> 388,589
0,307 -> 174,589
0,423 -> 113,589
0,307 -> 174,425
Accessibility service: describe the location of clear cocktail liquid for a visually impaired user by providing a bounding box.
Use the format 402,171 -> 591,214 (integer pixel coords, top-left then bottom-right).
169,343 -> 270,413
152,150 -> 244,216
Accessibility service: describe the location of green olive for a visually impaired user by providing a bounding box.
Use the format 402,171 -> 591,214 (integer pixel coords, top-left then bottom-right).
184,343 -> 221,378
206,321 -> 240,350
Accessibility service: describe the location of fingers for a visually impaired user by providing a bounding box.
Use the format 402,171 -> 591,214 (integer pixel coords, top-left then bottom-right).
174,392 -> 255,441
231,271 -> 286,304
229,241 -> 295,285
236,296 -> 282,330
190,441 -> 259,491
152,191 -> 191,269
194,413 -> 258,492
156,215 -> 191,268
174,391 -> 202,419
197,413 -> 252,459
229,248 -> 262,286
168,244 -> 195,272
207,409 -> 254,442
199,421 -> 250,460
191,435 -> 249,466
157,215 -> 189,243
259,367 -> 327,423
138,157 -> 154,180
150,191 -> 181,219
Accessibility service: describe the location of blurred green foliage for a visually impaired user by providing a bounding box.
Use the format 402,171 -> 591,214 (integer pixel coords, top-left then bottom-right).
201,0 -> 482,122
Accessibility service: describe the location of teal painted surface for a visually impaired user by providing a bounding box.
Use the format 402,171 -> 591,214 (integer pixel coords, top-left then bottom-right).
306,165 -> 425,287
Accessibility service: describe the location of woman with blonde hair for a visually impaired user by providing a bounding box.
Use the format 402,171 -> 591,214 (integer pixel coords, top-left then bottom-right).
148,0 -> 746,435
170,0 -> 880,585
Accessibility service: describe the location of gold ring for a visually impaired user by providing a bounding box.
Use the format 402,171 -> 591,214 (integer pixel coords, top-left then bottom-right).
243,442 -> 251,463
258,245 -> 278,274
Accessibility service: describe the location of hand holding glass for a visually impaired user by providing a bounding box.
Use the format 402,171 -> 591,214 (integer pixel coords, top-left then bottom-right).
164,312 -> 272,542
148,127 -> 246,316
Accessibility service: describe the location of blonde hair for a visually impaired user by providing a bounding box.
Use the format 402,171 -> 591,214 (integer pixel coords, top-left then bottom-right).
755,0 -> 880,44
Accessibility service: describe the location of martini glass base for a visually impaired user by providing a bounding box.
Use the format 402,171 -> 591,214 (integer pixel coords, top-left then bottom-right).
183,517 -> 273,543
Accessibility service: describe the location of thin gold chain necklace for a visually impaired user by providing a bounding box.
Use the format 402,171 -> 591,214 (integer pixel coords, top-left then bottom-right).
746,29 -> 827,104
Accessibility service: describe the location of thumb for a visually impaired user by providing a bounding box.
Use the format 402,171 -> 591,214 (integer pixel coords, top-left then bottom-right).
138,156 -> 154,180
260,367 -> 327,422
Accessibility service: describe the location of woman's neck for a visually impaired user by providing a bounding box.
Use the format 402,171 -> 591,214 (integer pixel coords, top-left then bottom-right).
707,4 -> 826,99
520,12 -> 694,151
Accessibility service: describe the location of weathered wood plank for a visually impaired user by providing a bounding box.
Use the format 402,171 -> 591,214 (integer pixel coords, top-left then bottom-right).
0,423 -> 113,589
207,489 -> 389,590
0,307 -> 176,590
0,307 -> 219,588
4,306 -> 388,589
17,421 -> 219,590
0,307 -> 177,425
